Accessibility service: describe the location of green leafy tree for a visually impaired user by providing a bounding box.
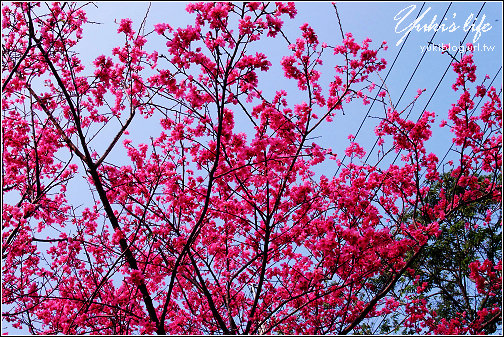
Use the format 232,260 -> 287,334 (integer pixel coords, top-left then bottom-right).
375,171 -> 501,334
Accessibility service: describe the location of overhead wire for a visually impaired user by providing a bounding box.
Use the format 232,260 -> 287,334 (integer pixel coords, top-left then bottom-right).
361,2 -> 456,166
386,2 -> 488,170
332,2 -> 427,177
334,3 -> 454,176
335,2 -> 490,175
435,65 -> 502,172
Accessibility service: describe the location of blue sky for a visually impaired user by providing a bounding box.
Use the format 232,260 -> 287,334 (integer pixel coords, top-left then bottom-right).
76,2 -> 502,172
2,2 -> 502,334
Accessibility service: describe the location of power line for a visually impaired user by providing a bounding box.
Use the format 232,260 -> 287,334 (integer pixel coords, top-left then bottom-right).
386,2 -> 488,169
365,2 -> 495,201
352,2 -> 487,172
335,3 -> 455,176
329,2 -> 493,229
332,3 -> 427,178
361,2 -> 456,166
435,65 -> 501,172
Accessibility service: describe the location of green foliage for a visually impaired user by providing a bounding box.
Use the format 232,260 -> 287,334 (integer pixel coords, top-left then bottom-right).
362,171 -> 501,334
409,171 -> 501,332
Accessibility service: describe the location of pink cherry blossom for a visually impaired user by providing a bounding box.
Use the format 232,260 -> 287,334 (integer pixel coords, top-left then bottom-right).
2,2 -> 500,335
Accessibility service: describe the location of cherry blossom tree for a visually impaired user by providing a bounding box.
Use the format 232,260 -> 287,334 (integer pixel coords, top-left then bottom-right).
2,2 -> 501,335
